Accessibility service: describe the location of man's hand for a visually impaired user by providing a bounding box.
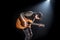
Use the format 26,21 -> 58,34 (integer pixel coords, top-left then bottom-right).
38,24 -> 45,27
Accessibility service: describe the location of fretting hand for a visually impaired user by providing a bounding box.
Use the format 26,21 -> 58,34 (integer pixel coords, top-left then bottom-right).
38,24 -> 45,27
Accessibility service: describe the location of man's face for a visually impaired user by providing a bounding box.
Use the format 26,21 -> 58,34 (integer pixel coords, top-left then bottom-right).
35,14 -> 42,20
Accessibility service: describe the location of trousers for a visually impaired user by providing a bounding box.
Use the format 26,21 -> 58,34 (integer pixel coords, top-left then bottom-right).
23,28 -> 33,40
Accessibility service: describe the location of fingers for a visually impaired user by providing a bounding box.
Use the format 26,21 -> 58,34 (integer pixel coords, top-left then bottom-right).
39,24 -> 45,27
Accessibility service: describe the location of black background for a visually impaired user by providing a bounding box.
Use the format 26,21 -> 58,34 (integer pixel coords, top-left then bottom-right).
2,0 -> 59,40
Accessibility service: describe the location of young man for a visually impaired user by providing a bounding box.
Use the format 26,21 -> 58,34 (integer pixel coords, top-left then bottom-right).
16,11 -> 45,40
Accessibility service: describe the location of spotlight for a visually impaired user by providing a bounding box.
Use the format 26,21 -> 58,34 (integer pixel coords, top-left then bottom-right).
47,0 -> 50,2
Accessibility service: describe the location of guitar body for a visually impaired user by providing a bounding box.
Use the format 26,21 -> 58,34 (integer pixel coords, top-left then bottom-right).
16,17 -> 33,30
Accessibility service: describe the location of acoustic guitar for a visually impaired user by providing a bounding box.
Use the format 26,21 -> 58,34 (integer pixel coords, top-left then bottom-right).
16,17 -> 45,30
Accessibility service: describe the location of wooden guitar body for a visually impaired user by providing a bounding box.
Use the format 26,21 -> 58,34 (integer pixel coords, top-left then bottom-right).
16,17 -> 33,30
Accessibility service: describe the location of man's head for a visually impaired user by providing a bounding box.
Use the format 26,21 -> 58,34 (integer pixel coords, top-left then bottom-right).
22,11 -> 43,20
34,12 -> 43,20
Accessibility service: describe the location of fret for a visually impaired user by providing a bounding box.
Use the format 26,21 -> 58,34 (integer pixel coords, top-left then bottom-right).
31,23 -> 39,26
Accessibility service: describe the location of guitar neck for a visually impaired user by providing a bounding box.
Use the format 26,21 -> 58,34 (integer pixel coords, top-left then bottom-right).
31,23 -> 39,26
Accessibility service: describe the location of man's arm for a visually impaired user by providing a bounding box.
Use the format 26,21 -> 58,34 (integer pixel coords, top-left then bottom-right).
27,17 -> 45,27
